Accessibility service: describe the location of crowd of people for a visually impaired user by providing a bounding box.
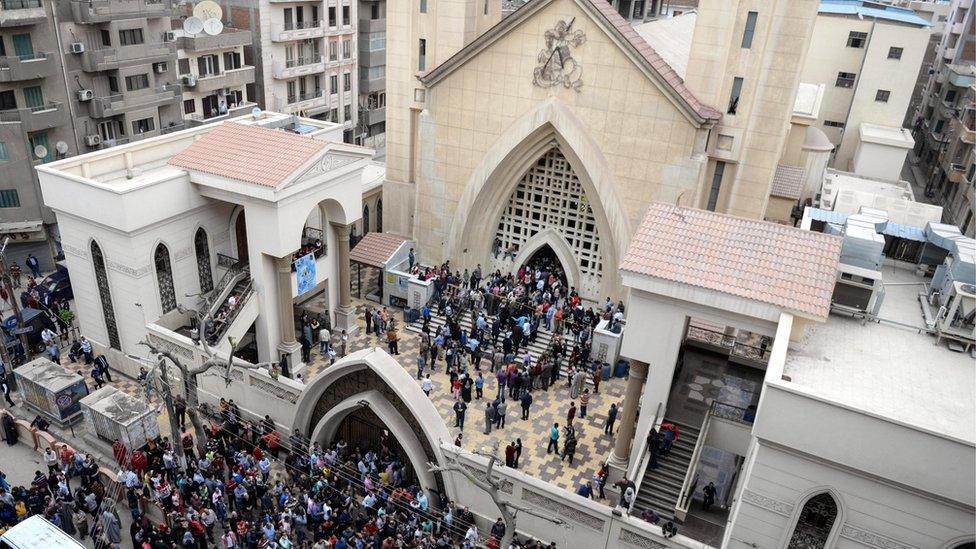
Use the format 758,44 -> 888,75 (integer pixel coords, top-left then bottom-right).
0,397 -> 562,549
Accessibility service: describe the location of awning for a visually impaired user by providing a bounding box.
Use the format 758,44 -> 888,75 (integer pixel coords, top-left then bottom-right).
882,221 -> 927,242
349,232 -> 409,269
0,220 -> 44,236
806,208 -> 849,224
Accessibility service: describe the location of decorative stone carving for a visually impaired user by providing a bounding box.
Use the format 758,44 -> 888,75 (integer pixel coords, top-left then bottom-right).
248,375 -> 299,404
319,153 -> 359,172
106,259 -> 151,278
146,333 -> 195,361
617,529 -> 668,549
62,243 -> 88,259
532,18 -> 586,91
741,489 -> 794,517
840,524 -> 919,549
522,489 -> 605,531
174,246 -> 194,262
306,368 -> 447,494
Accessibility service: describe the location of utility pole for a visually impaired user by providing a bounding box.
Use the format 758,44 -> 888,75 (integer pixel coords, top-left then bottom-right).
0,238 -> 29,357
129,351 -> 185,461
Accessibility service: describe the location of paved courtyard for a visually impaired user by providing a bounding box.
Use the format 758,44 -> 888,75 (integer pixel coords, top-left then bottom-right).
304,298 -> 628,497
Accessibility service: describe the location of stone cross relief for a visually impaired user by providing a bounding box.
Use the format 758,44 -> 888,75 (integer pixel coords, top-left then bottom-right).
533,18 -> 586,92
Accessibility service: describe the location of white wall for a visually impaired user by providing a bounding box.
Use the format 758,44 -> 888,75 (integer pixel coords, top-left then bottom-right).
851,139 -> 911,181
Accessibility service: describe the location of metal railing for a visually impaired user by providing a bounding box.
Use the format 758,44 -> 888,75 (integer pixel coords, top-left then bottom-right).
685,324 -> 771,364
284,19 -> 321,31
203,259 -> 248,317
626,401 -> 663,514
0,51 -> 49,65
287,90 -> 324,104
0,101 -> 61,122
207,279 -> 254,345
285,55 -> 322,69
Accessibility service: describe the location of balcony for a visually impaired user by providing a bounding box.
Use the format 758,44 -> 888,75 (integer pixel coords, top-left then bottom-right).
358,46 -> 384,66
285,90 -> 327,112
0,0 -> 46,27
79,42 -> 176,72
70,0 -> 175,24
0,52 -> 54,82
946,63 -> 975,88
179,28 -> 252,52
272,20 -> 324,42
195,66 -> 255,93
946,162 -> 967,183
87,84 -> 180,118
950,20 -> 966,35
0,102 -> 66,132
362,106 -> 384,126
273,55 -> 325,80
952,114 -> 975,145
186,102 -> 256,127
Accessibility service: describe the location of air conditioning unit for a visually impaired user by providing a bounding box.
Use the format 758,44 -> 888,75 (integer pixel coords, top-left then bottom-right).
69,42 -> 86,54
163,31 -> 176,43
154,62 -> 168,74
76,89 -> 94,102
84,134 -> 102,147
831,263 -> 884,315
181,74 -> 197,87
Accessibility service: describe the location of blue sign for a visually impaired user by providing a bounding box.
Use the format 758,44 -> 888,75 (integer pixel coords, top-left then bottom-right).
295,253 -> 316,295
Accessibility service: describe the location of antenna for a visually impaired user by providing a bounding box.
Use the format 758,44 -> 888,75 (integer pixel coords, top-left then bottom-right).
183,16 -> 204,36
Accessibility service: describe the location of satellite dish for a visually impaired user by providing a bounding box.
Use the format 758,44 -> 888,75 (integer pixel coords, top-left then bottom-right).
203,18 -> 223,36
55,141 -> 69,154
192,0 -> 222,21
251,107 -> 263,119
33,145 -> 48,159
183,16 -> 204,36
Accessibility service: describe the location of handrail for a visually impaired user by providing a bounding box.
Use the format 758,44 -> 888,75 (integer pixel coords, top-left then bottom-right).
627,401 -> 663,485
207,279 -> 254,345
202,260 -> 248,318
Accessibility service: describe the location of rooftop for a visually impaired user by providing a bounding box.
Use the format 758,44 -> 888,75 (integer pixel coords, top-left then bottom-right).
633,11 -> 696,80
819,0 -> 931,27
820,169 -> 944,227
784,263 -> 975,443
168,122 -> 327,187
620,203 -> 843,320
349,232 -> 410,268
770,164 -> 806,200
858,122 -> 915,150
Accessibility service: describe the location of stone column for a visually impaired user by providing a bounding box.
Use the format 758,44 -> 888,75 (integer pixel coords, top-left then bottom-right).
331,222 -> 358,335
275,255 -> 302,372
607,359 -> 649,479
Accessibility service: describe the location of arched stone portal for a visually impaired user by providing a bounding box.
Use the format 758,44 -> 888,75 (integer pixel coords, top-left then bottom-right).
292,348 -> 454,500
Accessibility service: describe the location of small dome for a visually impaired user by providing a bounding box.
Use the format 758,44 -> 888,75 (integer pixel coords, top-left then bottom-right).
803,126 -> 834,152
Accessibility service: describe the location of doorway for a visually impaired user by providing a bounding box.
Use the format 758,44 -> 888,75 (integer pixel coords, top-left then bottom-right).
522,243 -> 568,289
333,406 -> 417,485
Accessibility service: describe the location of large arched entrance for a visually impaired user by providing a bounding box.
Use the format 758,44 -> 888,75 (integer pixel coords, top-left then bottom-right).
292,349 -> 453,501
523,244 -> 568,289
490,147 -> 603,297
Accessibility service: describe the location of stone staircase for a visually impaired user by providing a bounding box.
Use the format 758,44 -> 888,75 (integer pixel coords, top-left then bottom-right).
633,419 -> 701,521
404,310 -> 594,384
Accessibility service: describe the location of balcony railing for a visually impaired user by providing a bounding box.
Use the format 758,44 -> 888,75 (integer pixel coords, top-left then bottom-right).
195,66 -> 255,93
0,0 -> 45,26
286,56 -> 321,69
80,42 -> 176,72
179,28 -> 252,52
288,90 -> 325,104
70,0 -> 175,24
88,84 -> 180,118
685,324 -> 772,365
0,51 -> 54,81
0,101 -> 66,132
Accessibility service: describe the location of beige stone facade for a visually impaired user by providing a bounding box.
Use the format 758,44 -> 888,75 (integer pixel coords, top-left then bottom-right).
385,0 -> 819,301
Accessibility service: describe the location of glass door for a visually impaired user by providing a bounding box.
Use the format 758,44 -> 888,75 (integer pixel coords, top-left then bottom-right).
11,33 -> 33,59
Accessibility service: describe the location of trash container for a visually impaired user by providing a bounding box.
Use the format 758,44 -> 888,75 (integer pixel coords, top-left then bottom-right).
404,307 -> 420,323
601,362 -> 612,380
615,359 -> 630,378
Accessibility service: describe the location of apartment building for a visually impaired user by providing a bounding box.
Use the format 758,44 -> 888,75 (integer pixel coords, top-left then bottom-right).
914,0 -> 975,236
52,0 -> 184,150
358,0 -> 384,152
175,25 -> 256,127
895,0 -> 953,128
800,0 -> 930,171
0,0 -> 75,271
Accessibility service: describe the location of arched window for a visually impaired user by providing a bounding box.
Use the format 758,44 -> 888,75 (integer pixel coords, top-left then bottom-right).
788,493 -> 839,549
90,240 -> 121,350
362,203 -> 370,235
376,199 -> 383,233
194,228 -> 213,294
154,243 -> 177,313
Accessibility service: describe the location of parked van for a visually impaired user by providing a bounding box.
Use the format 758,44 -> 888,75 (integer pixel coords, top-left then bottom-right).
0,515 -> 85,549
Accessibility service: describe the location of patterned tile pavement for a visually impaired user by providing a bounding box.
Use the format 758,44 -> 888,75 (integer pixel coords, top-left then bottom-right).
304,298 -> 629,498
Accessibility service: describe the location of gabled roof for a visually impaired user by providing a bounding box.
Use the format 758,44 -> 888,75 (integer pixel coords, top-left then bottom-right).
349,232 -> 410,268
620,203 -> 842,320
168,122 -> 327,187
769,164 -> 805,200
418,0 -> 721,126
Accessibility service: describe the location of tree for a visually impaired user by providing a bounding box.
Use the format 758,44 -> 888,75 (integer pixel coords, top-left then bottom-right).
428,451 -> 564,548
138,305 -> 275,456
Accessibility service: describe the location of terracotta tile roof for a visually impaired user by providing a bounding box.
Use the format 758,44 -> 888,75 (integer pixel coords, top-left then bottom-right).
418,0 -> 721,124
168,122 -> 326,187
588,0 -> 722,122
350,232 -> 410,268
620,203 -> 843,319
770,164 -> 806,200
